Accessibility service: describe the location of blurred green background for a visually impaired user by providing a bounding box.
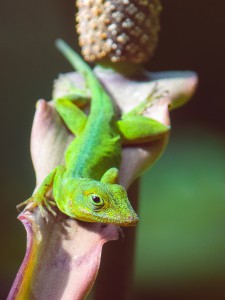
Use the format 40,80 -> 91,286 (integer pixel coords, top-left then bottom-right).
1,0 -> 225,299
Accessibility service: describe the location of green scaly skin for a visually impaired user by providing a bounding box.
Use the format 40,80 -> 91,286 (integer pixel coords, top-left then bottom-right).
18,40 -> 170,226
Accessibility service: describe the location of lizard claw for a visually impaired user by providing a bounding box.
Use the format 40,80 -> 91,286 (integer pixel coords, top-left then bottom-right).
17,196 -> 57,221
16,197 -> 36,212
43,198 -> 57,217
38,203 -> 49,222
144,83 -> 169,110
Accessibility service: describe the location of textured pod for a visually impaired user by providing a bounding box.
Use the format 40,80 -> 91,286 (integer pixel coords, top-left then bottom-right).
76,0 -> 162,63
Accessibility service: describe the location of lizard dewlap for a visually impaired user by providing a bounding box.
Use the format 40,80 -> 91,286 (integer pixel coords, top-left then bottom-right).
76,0 -> 162,63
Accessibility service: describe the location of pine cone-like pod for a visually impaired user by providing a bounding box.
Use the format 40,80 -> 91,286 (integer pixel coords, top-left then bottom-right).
76,0 -> 162,63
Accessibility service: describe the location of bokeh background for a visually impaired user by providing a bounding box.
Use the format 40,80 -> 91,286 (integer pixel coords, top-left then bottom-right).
1,0 -> 225,299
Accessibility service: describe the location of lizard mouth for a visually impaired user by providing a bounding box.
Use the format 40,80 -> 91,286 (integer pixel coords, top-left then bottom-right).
117,219 -> 139,227
86,212 -> 139,226
73,208 -> 139,226
92,208 -> 139,226
69,205 -> 139,226
114,214 -> 139,227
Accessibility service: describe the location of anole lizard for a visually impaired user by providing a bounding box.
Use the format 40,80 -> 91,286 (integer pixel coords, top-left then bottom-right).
18,40 -> 169,226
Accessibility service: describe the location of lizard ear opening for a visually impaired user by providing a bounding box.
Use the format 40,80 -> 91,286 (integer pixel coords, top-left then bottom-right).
100,168 -> 119,184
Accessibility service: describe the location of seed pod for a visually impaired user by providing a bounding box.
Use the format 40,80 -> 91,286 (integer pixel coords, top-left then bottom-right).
76,0 -> 162,63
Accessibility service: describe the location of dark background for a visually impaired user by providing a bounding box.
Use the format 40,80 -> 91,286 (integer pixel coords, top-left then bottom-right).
1,0 -> 225,299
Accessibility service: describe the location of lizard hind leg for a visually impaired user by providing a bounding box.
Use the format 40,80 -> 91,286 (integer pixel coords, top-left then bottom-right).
117,84 -> 170,145
124,83 -> 168,117
117,115 -> 170,145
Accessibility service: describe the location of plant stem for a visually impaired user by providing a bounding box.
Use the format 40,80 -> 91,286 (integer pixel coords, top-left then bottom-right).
93,180 -> 139,300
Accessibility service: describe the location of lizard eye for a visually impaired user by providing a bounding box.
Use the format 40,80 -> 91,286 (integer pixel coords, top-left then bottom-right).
91,195 -> 104,207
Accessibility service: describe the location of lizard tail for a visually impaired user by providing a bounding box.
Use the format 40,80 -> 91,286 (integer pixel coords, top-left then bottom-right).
55,39 -> 101,99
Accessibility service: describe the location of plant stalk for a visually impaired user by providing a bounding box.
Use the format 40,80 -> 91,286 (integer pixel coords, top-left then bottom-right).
94,180 -> 139,300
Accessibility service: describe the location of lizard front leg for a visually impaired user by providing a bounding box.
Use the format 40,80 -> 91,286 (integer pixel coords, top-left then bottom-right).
55,98 -> 87,136
54,74 -> 90,108
17,165 -> 66,220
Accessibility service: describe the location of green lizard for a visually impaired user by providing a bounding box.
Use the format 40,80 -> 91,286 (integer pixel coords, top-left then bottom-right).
18,40 -> 169,226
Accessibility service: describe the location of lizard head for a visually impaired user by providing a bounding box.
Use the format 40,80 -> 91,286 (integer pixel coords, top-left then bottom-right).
59,178 -> 139,226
